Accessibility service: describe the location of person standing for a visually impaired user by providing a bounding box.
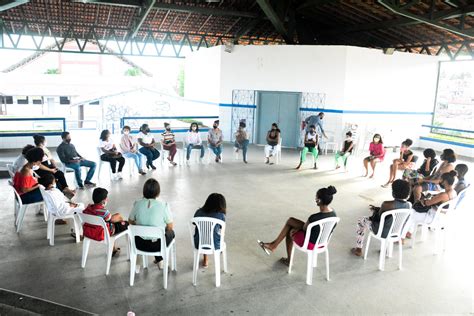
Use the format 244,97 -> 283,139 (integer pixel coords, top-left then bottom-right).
264,123 -> 281,165
185,123 -> 205,162
137,124 -> 160,170
161,122 -> 178,166
120,126 -> 146,175
296,124 -> 319,170
208,120 -> 223,163
234,121 -> 249,164
304,112 -> 327,154
99,129 -> 126,181
57,132 -> 96,189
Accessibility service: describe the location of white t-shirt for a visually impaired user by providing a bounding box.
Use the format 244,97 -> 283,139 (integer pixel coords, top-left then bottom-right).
186,131 -> 202,145
45,188 -> 71,216
12,155 -> 26,174
99,139 -> 115,151
137,132 -> 154,147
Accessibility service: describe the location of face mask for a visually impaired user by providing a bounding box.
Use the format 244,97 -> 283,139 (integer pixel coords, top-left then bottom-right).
166,127 -> 171,131
213,125 -> 218,129
123,131 -> 130,135
192,127 -> 197,131
374,138 -> 380,142
439,182 -> 445,189
65,139 -> 71,144
32,165 -> 40,171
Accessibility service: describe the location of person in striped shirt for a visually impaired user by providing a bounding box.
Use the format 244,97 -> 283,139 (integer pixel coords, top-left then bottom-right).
161,122 -> 178,166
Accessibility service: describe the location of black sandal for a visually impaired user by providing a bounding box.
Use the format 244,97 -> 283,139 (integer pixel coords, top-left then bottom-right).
257,240 -> 271,256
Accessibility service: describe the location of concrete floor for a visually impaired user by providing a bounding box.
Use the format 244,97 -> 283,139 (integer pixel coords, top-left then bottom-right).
0,144 -> 472,315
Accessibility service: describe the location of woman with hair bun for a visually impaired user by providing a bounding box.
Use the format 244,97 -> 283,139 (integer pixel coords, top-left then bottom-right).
257,186 -> 338,266
382,138 -> 415,188
405,170 -> 458,238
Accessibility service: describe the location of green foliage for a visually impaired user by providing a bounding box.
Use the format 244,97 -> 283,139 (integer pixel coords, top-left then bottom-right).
177,67 -> 185,97
124,68 -> 142,76
45,68 -> 60,74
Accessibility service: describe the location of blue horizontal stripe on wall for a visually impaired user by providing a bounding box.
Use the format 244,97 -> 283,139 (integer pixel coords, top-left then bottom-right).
299,108 -> 433,115
130,128 -> 210,134
419,136 -> 474,148
219,103 -> 256,108
421,125 -> 474,134
0,132 -> 63,137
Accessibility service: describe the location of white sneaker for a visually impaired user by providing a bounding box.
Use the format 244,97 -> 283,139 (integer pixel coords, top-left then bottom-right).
117,172 -> 123,180
111,174 -> 118,181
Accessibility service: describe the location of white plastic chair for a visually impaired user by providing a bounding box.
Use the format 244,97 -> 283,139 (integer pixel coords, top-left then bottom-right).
323,141 -> 338,155
97,147 -> 113,180
364,208 -> 411,271
39,186 -> 82,246
182,141 -> 203,164
189,217 -> 228,287
288,217 -> 340,285
264,138 -> 282,164
79,213 -> 129,275
298,148 -> 316,166
6,163 -> 15,178
9,182 -> 45,233
207,145 -> 224,164
128,225 -> 177,288
160,142 -> 182,166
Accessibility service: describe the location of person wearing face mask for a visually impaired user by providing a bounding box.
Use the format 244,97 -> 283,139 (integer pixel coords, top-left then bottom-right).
296,124 -> 319,170
382,138 -> 415,188
137,124 -> 160,170
208,120 -> 223,163
334,131 -> 354,170
99,129 -> 126,180
363,133 -> 385,178
185,122 -> 205,162
33,134 -> 75,199
120,126 -> 146,175
264,123 -> 281,164
234,121 -> 249,164
83,187 -> 128,256
351,179 -> 411,257
405,171 -> 458,239
161,122 -> 178,166
257,186 -> 338,266
57,131 -> 96,189
13,147 -> 45,204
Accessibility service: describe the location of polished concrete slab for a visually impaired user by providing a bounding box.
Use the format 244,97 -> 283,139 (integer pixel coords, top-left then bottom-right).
0,145 -> 472,315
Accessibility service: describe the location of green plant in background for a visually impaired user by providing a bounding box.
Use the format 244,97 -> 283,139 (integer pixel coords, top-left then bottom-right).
177,67 -> 185,97
124,67 -> 142,76
45,68 -> 60,74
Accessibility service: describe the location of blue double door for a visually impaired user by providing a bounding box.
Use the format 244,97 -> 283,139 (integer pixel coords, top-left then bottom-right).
257,91 -> 301,148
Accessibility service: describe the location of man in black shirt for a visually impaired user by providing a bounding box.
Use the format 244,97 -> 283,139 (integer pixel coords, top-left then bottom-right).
57,131 -> 96,189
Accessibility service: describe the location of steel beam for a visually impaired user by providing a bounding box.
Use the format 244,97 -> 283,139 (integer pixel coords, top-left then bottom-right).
130,0 -> 156,39
256,0 -> 293,44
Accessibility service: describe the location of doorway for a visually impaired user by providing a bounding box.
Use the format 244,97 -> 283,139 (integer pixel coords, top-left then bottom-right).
257,91 -> 300,148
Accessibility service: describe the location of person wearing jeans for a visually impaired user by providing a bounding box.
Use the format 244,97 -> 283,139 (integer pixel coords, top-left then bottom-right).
234,121 -> 249,163
57,131 -> 96,189
120,126 -> 146,175
137,124 -> 160,170
185,123 -> 205,161
208,120 -> 223,163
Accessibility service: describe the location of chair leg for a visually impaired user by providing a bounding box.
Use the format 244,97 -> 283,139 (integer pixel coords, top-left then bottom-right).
163,253 -> 169,290
130,254 -> 137,286
143,255 -> 148,269
81,239 -> 91,268
388,242 -> 394,258
313,252 -> 318,268
223,249 -> 228,273
106,242 -> 114,275
364,235 -> 372,260
16,206 -> 28,233
379,240 -> 386,271
288,247 -> 295,274
325,250 -> 330,281
398,239 -> 403,270
49,218 -> 56,246
411,225 -> 418,249
73,216 -> 80,243
42,204 -> 48,222
192,251 -> 199,286
306,252 -> 313,285
46,216 -> 52,240
172,243 -> 177,271
214,252 -> 221,287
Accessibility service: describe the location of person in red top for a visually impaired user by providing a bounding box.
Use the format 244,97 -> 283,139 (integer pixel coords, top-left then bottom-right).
363,134 -> 385,178
83,188 -> 128,256
13,147 -> 44,204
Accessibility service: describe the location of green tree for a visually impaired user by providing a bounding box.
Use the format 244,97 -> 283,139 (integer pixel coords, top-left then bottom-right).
124,68 -> 142,76
177,67 -> 185,97
45,68 -> 60,74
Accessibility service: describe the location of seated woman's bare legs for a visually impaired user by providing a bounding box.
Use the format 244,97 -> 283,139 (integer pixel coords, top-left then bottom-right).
383,160 -> 399,186
363,158 -> 369,177
369,159 -> 379,178
263,217 -> 305,252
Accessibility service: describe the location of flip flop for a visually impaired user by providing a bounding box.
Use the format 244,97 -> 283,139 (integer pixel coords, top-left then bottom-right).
279,257 -> 289,266
257,240 -> 271,256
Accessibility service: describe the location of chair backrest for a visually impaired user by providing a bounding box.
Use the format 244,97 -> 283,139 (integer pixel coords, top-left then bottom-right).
78,213 -> 111,243
129,225 -> 166,255
301,217 -> 340,250
454,185 -> 470,210
430,162 -> 441,176
97,146 -> 104,157
9,181 -> 23,209
38,186 -> 59,216
377,209 -> 411,240
6,164 -> 15,178
189,217 -> 226,251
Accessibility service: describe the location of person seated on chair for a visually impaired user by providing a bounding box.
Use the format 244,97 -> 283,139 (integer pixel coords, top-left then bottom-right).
350,179 -> 411,257
120,126 -> 146,175
264,123 -> 281,165
363,133 -> 385,178
208,120 -> 223,163
185,122 -> 205,162
33,135 -> 75,199
12,144 -> 35,174
161,122 -> 178,166
13,147 -> 45,205
382,139 -> 415,188
57,131 -> 96,189
334,131 -> 354,171
234,121 -> 249,164
404,148 -> 438,184
99,129 -> 125,181
296,124 -> 319,170
137,124 -> 160,170
405,171 -> 457,239
454,164 -> 469,194
83,188 -> 128,257
42,173 -> 84,229
257,186 -> 337,266
412,148 -> 456,202
193,193 -> 227,268
128,179 -> 174,269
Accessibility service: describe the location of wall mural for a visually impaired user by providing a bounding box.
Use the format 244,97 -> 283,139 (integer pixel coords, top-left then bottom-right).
298,92 -> 326,146
231,90 -> 256,143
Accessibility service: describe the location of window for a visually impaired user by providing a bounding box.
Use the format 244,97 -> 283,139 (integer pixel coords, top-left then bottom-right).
32,97 -> 43,105
17,96 -> 29,104
60,96 -> 70,104
432,60 -> 474,140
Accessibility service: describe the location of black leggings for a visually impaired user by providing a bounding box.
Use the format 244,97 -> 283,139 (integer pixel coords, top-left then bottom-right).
100,154 -> 125,173
36,168 -> 68,191
135,230 -> 175,262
